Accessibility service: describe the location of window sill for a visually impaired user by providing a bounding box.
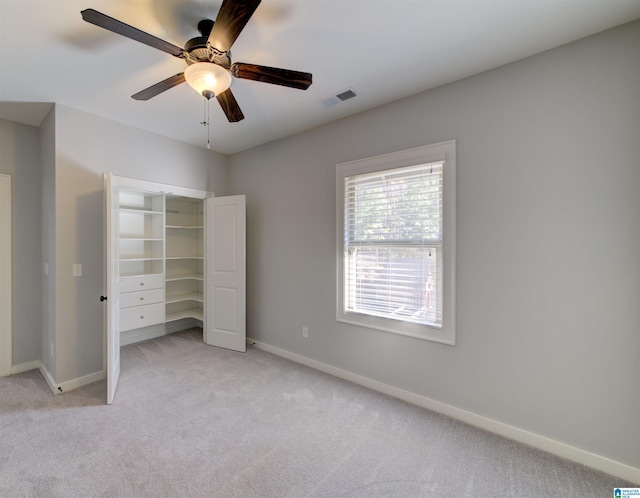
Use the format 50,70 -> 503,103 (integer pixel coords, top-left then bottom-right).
337,314 -> 455,346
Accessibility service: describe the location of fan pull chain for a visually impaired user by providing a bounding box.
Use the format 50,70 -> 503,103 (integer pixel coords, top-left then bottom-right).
206,97 -> 211,149
200,97 -> 212,149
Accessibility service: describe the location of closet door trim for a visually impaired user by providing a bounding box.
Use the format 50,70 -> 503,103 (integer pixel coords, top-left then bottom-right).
109,175 -> 211,201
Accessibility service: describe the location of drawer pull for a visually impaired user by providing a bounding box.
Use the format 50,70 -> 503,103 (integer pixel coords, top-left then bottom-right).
140,297 -> 144,301
140,282 -> 145,286
140,315 -> 144,319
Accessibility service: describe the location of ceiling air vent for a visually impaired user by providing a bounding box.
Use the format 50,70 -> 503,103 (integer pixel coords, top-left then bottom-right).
321,87 -> 358,108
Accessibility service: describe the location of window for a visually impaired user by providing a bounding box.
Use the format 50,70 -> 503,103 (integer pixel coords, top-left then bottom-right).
336,141 -> 456,344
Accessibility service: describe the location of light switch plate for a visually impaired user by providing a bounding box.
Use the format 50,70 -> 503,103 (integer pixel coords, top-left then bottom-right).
73,264 -> 82,277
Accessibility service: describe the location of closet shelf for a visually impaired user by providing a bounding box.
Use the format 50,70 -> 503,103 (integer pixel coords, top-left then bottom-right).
166,292 -> 204,304
165,309 -> 203,322
166,225 -> 203,229
166,256 -> 203,260
119,237 -> 163,241
119,257 -> 163,262
120,207 -> 163,215
165,273 -> 204,282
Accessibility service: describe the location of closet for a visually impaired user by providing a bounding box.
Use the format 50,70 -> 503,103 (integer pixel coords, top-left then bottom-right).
105,173 -> 245,404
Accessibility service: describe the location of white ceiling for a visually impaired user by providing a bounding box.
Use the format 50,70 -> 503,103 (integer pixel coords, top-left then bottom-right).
1,0 -> 639,155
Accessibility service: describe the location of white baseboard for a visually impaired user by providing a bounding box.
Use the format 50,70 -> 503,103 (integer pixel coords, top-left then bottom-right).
121,319 -> 200,346
11,360 -> 40,375
37,362 -> 105,395
250,339 -> 640,485
56,369 -> 106,394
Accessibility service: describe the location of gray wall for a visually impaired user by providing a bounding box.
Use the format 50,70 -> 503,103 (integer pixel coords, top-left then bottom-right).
229,21 -> 640,468
49,104 -> 230,383
0,118 -> 42,366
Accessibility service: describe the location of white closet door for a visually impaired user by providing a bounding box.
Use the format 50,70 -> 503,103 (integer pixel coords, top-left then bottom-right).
0,174 -> 11,376
104,173 -> 120,404
205,195 -> 246,352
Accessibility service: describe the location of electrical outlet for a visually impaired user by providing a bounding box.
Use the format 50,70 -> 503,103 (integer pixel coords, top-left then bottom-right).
73,264 -> 82,277
302,326 -> 309,338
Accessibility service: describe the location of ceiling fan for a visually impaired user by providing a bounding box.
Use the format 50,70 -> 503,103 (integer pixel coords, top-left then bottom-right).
80,0 -> 313,123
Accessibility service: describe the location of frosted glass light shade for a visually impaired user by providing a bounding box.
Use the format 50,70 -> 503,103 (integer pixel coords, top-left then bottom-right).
184,62 -> 232,99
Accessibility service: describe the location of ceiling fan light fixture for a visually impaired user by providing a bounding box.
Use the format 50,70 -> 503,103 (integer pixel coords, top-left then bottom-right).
184,62 -> 231,99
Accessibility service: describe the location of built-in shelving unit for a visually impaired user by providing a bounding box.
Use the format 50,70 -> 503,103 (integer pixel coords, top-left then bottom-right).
114,191 -> 208,331
165,196 -> 205,323
117,190 -> 165,331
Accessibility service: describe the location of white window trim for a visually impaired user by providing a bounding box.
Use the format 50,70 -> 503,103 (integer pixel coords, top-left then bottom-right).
336,140 -> 456,345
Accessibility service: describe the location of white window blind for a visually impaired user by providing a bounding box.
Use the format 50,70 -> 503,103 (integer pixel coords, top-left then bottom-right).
343,161 -> 444,327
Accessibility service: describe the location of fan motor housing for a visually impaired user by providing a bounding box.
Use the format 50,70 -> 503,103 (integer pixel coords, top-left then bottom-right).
184,19 -> 231,68
185,36 -> 232,68
184,36 -> 208,63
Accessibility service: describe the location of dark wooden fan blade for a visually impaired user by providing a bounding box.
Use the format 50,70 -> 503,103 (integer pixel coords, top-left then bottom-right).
231,63 -> 312,90
216,88 -> 245,122
81,9 -> 185,58
207,0 -> 261,52
131,73 -> 186,101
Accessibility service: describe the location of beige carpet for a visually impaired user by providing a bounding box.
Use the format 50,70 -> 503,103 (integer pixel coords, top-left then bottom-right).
0,328 -> 634,497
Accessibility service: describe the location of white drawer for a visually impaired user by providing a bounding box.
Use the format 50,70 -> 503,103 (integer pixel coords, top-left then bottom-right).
120,288 -> 164,309
120,303 -> 164,332
120,274 -> 164,293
